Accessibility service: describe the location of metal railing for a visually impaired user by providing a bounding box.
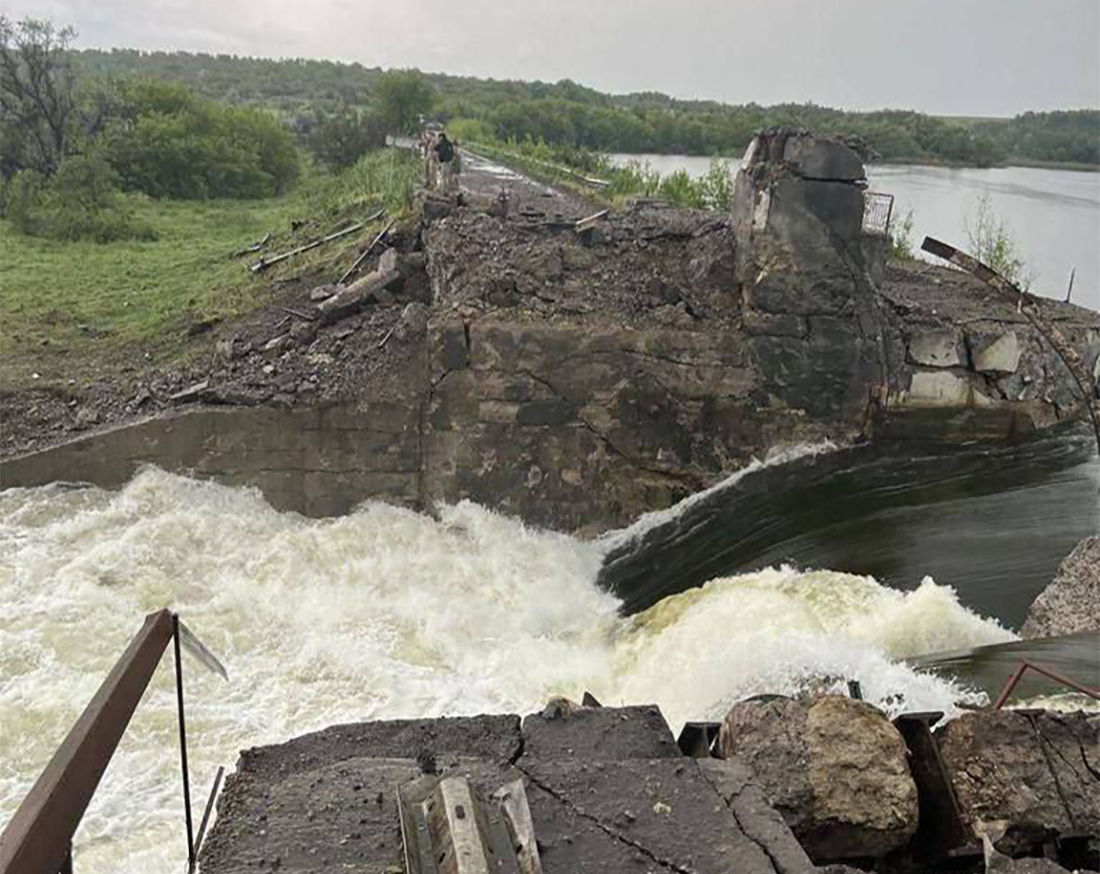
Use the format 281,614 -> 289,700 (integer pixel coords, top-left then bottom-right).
993,659 -> 1100,710
0,609 -> 228,874
862,190 -> 894,236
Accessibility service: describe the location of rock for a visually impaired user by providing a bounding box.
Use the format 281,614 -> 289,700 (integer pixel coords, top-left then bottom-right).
908,330 -> 965,367
215,337 -> 250,360
973,331 -> 1022,374
717,695 -> 919,861
936,709 -> 1100,855
309,284 -> 340,302
1022,536 -> 1099,638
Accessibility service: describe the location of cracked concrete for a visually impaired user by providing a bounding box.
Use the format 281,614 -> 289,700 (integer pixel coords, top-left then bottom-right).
199,704 -> 799,874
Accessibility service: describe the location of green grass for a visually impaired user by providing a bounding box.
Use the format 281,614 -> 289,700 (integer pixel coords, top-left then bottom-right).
0,149 -> 418,390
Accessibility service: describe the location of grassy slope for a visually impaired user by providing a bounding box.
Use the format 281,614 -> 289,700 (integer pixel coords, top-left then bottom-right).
0,150 -> 417,391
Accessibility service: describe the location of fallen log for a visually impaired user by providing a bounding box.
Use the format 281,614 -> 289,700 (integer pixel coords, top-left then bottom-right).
251,209 -> 384,273
338,217 -> 395,285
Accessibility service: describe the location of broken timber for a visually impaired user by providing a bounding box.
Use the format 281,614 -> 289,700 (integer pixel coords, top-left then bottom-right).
338,216 -> 395,285
921,236 -> 1100,454
251,209 -> 385,273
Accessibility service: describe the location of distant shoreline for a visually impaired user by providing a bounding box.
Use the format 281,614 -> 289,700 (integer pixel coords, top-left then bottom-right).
612,152 -> 1100,173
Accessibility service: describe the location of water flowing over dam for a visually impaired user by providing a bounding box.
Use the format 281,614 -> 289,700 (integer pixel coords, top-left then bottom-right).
2,432 -> 1096,871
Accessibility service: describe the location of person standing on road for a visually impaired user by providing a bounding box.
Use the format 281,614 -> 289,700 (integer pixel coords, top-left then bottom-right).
435,132 -> 456,193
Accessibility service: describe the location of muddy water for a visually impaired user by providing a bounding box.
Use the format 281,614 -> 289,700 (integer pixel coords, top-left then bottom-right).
611,154 -> 1100,311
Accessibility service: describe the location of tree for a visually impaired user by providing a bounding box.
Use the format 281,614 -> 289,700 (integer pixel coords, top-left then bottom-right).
373,69 -> 436,134
304,105 -> 386,169
0,16 -> 78,177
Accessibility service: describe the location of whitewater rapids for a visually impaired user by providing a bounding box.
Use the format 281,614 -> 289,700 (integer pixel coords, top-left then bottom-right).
0,467 -> 1015,871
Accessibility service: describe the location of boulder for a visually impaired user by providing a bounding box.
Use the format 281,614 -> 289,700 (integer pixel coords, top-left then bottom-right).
717,695 -> 918,861
936,709 -> 1100,855
1022,536 -> 1100,638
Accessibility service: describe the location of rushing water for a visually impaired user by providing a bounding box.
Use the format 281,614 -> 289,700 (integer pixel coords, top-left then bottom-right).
0,458 -> 1049,872
611,154 -> 1100,311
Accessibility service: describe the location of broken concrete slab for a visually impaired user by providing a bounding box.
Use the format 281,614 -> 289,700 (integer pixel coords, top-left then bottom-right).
520,702 -> 679,761
699,757 -> 816,874
520,757 -> 779,874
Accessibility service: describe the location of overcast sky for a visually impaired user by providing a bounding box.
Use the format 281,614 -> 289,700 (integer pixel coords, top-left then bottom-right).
8,0 -> 1099,115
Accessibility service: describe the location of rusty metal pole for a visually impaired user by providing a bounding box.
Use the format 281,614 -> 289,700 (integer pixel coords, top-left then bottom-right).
172,614 -> 196,870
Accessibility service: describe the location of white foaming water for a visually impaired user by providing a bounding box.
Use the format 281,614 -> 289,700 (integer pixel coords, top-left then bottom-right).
0,467 -> 1013,872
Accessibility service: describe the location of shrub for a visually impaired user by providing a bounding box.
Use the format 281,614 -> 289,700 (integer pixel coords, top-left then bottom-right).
103,79 -> 300,199
3,152 -> 156,242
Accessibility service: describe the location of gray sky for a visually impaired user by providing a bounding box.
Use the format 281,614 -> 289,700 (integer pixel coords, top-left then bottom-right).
8,0 -> 1100,115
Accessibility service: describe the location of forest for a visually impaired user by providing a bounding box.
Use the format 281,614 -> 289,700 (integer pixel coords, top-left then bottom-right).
70,47 -> 1100,168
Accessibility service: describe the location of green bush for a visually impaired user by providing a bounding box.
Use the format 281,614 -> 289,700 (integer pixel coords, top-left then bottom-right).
3,152 -> 156,242
103,79 -> 300,199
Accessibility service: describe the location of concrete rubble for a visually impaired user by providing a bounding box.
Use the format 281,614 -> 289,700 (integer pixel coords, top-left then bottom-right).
3,131 -> 1098,533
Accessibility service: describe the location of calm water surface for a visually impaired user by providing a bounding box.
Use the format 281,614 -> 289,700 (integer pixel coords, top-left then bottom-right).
612,154 -> 1100,311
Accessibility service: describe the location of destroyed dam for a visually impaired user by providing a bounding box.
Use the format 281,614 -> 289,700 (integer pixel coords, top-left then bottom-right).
1,132 -> 1098,873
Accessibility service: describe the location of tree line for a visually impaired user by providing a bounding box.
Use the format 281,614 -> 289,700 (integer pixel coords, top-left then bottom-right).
70,46 -> 1099,167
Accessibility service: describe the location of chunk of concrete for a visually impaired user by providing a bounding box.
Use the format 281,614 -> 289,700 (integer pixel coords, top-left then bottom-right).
905,371 -> 988,407
908,331 -> 964,368
718,696 -> 919,861
520,702 -> 679,761
973,331 -> 1021,374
